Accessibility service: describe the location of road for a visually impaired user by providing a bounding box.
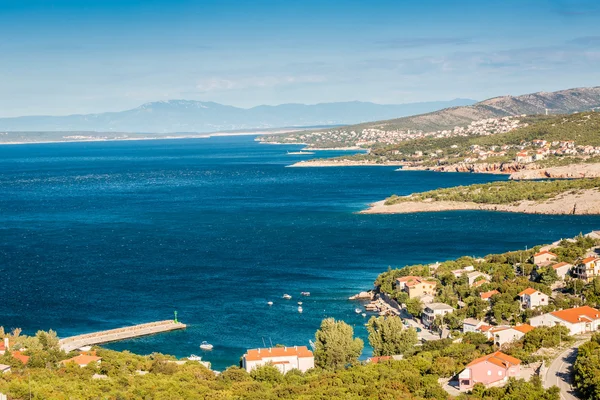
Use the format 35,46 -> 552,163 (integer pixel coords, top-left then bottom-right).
544,340 -> 586,400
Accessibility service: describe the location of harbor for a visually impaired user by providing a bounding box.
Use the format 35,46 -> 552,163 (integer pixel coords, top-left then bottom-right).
59,320 -> 186,352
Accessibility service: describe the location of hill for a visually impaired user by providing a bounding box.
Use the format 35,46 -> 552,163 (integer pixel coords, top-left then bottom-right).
0,99 -> 475,134
261,86 -> 600,148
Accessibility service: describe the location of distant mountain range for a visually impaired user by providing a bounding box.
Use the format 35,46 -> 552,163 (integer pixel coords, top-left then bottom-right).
0,99 -> 476,133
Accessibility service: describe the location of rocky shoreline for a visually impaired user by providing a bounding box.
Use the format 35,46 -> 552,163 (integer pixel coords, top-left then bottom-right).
361,188 -> 600,215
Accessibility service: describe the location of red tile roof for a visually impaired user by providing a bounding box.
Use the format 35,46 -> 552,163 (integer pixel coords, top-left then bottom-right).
582,257 -> 599,264
551,306 -> 600,324
369,356 -> 392,364
396,276 -> 420,283
480,290 -> 500,300
62,354 -> 102,366
466,351 -> 521,369
12,351 -> 29,365
513,324 -> 535,334
552,262 -> 572,270
472,279 -> 489,288
244,346 -> 313,361
519,288 -> 538,296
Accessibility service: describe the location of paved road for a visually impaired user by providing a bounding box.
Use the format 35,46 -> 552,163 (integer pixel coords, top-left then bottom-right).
544,340 -> 586,400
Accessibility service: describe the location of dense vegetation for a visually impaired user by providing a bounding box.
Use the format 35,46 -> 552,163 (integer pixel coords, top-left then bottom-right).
574,333 -> 600,399
384,178 -> 600,205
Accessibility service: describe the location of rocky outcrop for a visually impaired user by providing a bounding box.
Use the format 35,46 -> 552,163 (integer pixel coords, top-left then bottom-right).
509,163 -> 600,180
402,162 -> 532,174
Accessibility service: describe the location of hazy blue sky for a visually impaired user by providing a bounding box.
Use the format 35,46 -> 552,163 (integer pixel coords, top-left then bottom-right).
1,0 -> 599,116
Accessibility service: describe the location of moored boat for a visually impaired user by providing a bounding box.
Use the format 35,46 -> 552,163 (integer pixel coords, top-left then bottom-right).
200,341 -> 214,350
283,294 -> 292,299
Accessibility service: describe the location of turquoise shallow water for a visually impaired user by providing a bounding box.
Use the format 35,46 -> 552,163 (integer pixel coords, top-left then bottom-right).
1,135 -> 599,370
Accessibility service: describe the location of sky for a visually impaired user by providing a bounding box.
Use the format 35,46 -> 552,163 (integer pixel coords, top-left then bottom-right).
0,0 -> 599,116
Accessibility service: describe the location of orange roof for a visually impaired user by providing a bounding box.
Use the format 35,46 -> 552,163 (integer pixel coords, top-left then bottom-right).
12,351 -> 29,365
466,351 -> 521,369
582,257 -> 599,264
552,262 -> 572,270
62,353 -> 102,366
477,325 -> 493,333
396,276 -> 420,283
480,290 -> 500,300
551,306 -> 600,324
244,346 -> 313,361
519,288 -> 538,296
535,250 -> 557,257
513,324 -> 535,334
472,279 -> 489,288
369,356 -> 392,364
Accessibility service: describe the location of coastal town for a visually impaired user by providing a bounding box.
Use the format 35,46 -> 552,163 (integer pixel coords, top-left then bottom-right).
2,231 -> 600,399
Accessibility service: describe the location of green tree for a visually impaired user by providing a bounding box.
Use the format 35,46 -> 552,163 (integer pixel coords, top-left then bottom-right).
367,316 -> 418,357
405,298 -> 423,317
314,318 -> 363,370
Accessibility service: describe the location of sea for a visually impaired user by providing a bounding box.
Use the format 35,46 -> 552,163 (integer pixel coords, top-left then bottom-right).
1,135 -> 600,370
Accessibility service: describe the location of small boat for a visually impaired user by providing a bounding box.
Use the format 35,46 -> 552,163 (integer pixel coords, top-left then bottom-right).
200,341 -> 214,350
267,301 -> 273,306
287,151 -> 315,155
300,292 -> 310,296
187,354 -> 202,361
355,308 -> 362,314
283,294 -> 292,300
298,306 -> 303,313
297,301 -> 303,305
362,313 -> 367,317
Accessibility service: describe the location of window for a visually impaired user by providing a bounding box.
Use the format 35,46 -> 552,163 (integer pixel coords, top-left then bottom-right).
498,371 -> 503,376
487,370 -> 491,376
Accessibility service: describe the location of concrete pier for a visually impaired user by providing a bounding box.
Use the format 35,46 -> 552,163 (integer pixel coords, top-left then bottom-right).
59,320 -> 186,352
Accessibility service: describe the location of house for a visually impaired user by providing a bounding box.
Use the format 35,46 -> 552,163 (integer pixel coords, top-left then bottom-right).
405,278 -> 437,299
533,251 -> 558,266
530,306 -> 600,335
11,351 -> 29,365
472,279 -> 489,289
467,272 -> 491,287
552,262 -> 573,279
395,276 -> 421,291
61,351 -> 102,368
463,318 -> 485,333
458,351 -> 521,391
574,257 -> 600,283
451,266 -> 475,278
242,346 -> 314,373
0,364 -> 10,374
516,151 -> 533,163
519,288 -> 549,309
421,303 -> 454,327
491,324 -> 535,347
480,290 -> 500,301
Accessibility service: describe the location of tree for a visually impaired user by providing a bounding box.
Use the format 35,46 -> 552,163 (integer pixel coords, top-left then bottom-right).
405,298 -> 423,317
538,267 -> 559,286
367,316 -> 418,357
314,318 -> 363,370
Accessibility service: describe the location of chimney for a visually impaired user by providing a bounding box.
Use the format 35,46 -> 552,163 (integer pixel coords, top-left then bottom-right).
3,338 -> 8,350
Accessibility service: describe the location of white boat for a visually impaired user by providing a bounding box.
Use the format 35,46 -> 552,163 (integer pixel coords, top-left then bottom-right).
355,308 -> 362,314
300,292 -> 310,296
283,294 -> 292,300
298,306 -> 303,313
187,354 -> 202,361
361,313 -> 367,317
200,341 -> 214,350
297,301 -> 303,305
267,301 -> 273,306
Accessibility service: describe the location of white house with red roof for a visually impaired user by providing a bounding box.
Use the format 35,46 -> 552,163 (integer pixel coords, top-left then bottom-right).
61,351 -> 102,368
480,290 -> 500,302
458,351 -> 521,391
242,346 -> 314,373
552,262 -> 573,280
530,306 -> 600,335
519,288 -> 549,309
490,324 -> 535,347
533,251 -> 558,267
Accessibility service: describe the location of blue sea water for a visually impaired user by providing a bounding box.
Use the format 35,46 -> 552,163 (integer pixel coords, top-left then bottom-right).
1,135 -> 600,370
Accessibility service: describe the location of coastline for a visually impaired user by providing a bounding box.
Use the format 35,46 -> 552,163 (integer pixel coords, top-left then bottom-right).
360,188 -> 600,215
0,130 -> 300,146
289,160 -> 408,167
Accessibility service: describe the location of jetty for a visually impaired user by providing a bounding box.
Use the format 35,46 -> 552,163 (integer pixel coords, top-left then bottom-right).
59,320 -> 186,352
